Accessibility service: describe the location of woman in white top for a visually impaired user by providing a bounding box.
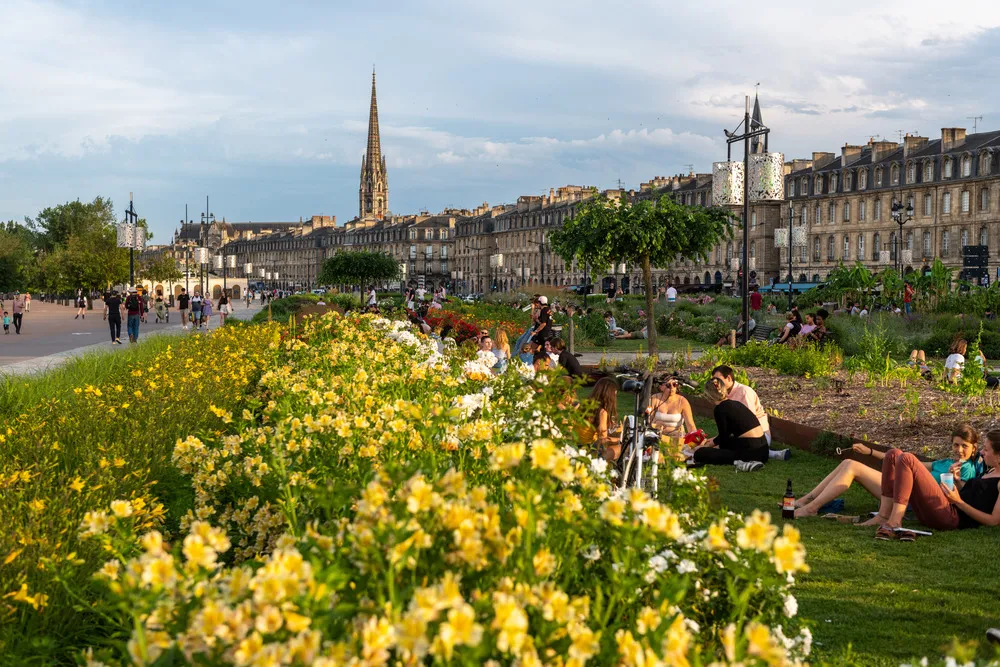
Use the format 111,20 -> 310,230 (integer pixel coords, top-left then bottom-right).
645,375 -> 696,438
944,339 -> 968,384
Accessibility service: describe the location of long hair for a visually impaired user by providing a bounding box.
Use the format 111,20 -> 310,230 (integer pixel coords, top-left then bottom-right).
590,377 -> 618,428
496,330 -> 510,355
950,339 -> 968,355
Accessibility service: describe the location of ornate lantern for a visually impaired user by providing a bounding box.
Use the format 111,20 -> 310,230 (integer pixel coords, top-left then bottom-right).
212,255 -> 223,270
194,247 -> 209,264
244,262 -> 253,275
879,250 -> 891,265
901,250 -> 913,266
773,228 -> 788,248
748,152 -> 785,201
259,268 -> 266,278
791,226 -> 807,247
226,255 -> 237,269
712,161 -> 744,206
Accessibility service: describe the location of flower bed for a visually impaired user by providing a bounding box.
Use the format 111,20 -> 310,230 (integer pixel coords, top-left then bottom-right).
61,313 -> 812,666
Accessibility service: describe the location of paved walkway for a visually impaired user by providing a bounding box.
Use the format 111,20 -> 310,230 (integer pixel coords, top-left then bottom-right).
0,299 -> 265,376
573,349 -> 704,367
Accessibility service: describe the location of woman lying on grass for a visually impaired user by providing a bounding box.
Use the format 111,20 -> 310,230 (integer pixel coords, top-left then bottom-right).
794,424 -> 985,518
863,430 -> 1000,541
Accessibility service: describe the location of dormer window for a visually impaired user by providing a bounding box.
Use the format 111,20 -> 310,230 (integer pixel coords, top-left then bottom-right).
844,171 -> 852,191
788,180 -> 796,197
858,169 -> 867,190
981,152 -> 992,176
907,162 -> 916,184
802,177 -> 809,193
962,156 -> 972,177
944,158 -> 953,178
830,173 -> 838,192
923,162 -> 933,182
891,164 -> 900,185
875,167 -> 883,187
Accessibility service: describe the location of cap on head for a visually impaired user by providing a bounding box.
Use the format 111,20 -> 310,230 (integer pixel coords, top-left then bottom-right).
128,287 -> 137,293
538,296 -> 548,305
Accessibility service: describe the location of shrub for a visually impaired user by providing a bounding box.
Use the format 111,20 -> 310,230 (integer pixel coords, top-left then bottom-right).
700,341 -> 842,377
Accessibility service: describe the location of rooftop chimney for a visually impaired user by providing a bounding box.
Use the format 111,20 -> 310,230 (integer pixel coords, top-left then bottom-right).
941,128 -> 967,153
812,152 -> 836,170
870,140 -> 899,164
842,144 -> 864,166
903,134 -> 928,159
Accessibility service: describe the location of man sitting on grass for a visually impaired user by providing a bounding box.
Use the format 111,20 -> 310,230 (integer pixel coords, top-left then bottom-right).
711,364 -> 790,461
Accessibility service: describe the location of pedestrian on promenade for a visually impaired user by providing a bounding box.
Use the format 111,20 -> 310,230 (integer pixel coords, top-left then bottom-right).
74,291 -> 88,319
202,295 -> 213,327
12,292 -> 25,334
24,292 -> 31,312
177,288 -> 190,330
191,292 -> 204,329
154,292 -> 168,323
218,291 -> 230,326
104,290 -> 124,344
124,287 -> 144,343
3,311 -> 10,334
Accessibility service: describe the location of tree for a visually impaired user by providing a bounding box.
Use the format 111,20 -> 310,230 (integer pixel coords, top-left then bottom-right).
138,253 -> 183,287
550,192 -> 733,355
319,251 -> 400,288
0,221 -> 39,291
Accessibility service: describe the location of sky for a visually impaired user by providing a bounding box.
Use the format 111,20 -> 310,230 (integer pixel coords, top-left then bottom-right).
3,0 -> 1000,242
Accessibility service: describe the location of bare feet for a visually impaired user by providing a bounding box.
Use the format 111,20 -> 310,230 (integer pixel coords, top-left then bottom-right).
794,495 -> 815,509
857,515 -> 886,527
794,506 -> 818,518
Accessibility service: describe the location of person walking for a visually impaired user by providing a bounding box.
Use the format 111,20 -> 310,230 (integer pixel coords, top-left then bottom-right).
177,288 -> 190,330
202,294 -> 213,327
11,292 -> 25,334
74,291 -> 88,319
24,292 -> 31,312
103,289 -> 124,344
903,281 -> 915,316
3,311 -> 10,334
124,287 -> 144,343
218,291 -> 230,326
191,292 -> 204,329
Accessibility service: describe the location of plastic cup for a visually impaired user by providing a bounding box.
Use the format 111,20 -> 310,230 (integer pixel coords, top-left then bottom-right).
940,473 -> 955,491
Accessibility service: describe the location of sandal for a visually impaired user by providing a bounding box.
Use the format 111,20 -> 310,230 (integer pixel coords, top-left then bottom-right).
874,525 -> 897,541
896,529 -> 917,542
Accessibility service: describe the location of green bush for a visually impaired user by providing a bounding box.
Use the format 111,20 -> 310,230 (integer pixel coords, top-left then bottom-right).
579,311 -> 612,347
701,340 -> 842,377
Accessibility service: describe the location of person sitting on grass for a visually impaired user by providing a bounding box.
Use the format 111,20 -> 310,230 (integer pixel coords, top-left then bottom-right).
797,313 -> 817,338
693,377 -> 769,471
646,374 -> 696,439
604,311 -> 627,338
614,325 -> 647,340
944,339 -> 968,384
862,430 -> 1000,540
590,377 -> 621,463
775,311 -> 801,345
794,424 -> 985,518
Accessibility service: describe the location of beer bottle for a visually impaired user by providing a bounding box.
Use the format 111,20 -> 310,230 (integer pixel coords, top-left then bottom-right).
782,479 -> 795,519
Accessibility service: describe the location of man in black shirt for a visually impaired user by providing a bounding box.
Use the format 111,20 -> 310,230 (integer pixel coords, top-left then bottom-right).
177,288 -> 190,330
552,338 -> 584,378
532,296 -> 552,345
103,291 -> 124,344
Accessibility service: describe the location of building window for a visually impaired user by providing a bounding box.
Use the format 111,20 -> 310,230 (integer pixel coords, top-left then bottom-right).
981,226 -> 989,248
802,177 -> 809,193
425,244 -> 433,257
875,167 -> 883,187
440,230 -> 448,240
924,162 -> 933,182
982,188 -> 991,212
890,231 -> 897,260
962,156 -> 972,177
802,206 -> 808,225
843,235 -> 850,260
907,162 -> 916,184
409,245 -> 416,259
982,153 -> 992,176
874,199 -> 881,221
813,237 -> 821,261
726,242 -> 733,261
843,201 -> 850,222
942,231 -> 950,256
750,240 -> 756,258
800,244 -> 807,262
922,231 -> 931,257
440,261 -> 448,274
829,202 -> 835,222
891,164 -> 899,185
831,173 -> 838,192
716,246 -> 721,263
859,200 -> 866,221
872,232 -> 880,260
441,246 -> 448,258
857,233 -> 865,258
827,236 -> 835,260
906,230 -> 914,251
816,204 -> 822,224
788,181 -> 795,197
859,169 -> 867,190
844,171 -> 852,191
961,228 -> 969,248
961,190 -> 970,213
751,212 -> 757,229
923,194 -> 932,216
944,159 -> 953,178
943,192 -> 952,214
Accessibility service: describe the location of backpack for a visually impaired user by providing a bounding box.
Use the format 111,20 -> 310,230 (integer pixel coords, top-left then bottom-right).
125,295 -> 140,311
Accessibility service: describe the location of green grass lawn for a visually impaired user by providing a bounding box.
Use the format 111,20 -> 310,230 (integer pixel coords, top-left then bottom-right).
710,443 -> 1000,666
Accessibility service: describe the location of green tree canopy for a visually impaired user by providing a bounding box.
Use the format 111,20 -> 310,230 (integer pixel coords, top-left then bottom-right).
138,253 -> 183,286
319,251 -> 400,288
0,221 -> 39,292
550,192 -> 733,355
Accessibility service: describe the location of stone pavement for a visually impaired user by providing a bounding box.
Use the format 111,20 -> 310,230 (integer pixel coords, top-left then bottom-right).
0,299 -> 265,376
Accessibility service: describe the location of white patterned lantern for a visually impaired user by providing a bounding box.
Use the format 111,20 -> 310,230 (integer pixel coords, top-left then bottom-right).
773,228 -> 789,248
266,272 -> 272,280
134,227 -> 146,250
712,161 -> 744,206
879,250 -> 891,265
213,255 -> 223,270
244,262 -> 253,275
273,272 -> 279,281
116,224 -> 134,248
748,258 -> 756,271
226,255 -> 237,269
748,152 -> 785,201
791,226 -> 807,247
901,250 -> 913,266
729,258 -> 741,271
194,247 -> 209,265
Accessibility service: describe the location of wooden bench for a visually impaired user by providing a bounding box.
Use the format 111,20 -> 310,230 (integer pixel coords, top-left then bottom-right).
746,325 -> 774,344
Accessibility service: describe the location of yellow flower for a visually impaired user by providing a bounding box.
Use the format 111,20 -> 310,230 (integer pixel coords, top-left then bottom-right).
529,438 -> 558,471
568,622 -> 600,664
141,530 -> 164,555
491,442 -> 526,470
361,616 -> 396,665
254,605 -> 284,634
636,606 -> 660,635
29,499 -> 46,512
80,510 -> 112,536
598,498 -> 626,526
140,554 -> 177,590
492,593 -> 528,654
434,603 -> 483,659
704,521 -> 730,551
745,622 -> 781,661
736,509 -> 777,552
69,477 -> 86,493
182,535 -> 218,570
772,524 -> 810,574
396,610 -> 430,660
284,611 -> 311,633
98,560 -> 121,580
533,548 -> 557,578
406,475 -> 440,514
110,500 -> 134,518
641,502 -> 682,539
661,615 -> 692,667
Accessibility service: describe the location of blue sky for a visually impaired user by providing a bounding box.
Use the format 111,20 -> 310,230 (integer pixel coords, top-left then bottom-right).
3,0 -> 1000,241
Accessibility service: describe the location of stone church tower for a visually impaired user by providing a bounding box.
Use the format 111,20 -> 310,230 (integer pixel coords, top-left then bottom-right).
359,69 -> 388,220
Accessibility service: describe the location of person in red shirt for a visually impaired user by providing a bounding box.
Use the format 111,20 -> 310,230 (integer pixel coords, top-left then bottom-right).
903,282 -> 914,316
124,286 -> 145,343
749,287 -> 763,312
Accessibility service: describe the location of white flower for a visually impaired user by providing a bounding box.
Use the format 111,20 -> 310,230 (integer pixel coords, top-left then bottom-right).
676,559 -> 697,574
454,393 -> 487,418
657,549 -> 677,561
783,593 -> 798,618
648,555 -> 669,573
590,457 -> 608,475
582,544 -> 601,561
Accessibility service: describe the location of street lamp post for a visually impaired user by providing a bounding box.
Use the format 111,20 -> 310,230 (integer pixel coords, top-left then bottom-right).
722,96 -> 772,344
125,195 -> 139,287
891,199 -> 914,275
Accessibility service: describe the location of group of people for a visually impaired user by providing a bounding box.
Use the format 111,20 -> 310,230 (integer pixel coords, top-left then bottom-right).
907,338 -> 1000,388
1,292 -> 27,334
775,307 -> 829,345
98,287 -> 236,344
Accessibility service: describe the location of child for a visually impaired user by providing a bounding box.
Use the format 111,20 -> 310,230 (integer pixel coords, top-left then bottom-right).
2,311 -> 9,334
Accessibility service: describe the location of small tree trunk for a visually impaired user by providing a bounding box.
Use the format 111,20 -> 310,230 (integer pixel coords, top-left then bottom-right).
642,254 -> 656,357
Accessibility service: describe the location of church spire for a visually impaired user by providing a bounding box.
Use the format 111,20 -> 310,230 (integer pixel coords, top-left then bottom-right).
749,93 -> 764,154
359,68 -> 388,220
366,67 -> 382,168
